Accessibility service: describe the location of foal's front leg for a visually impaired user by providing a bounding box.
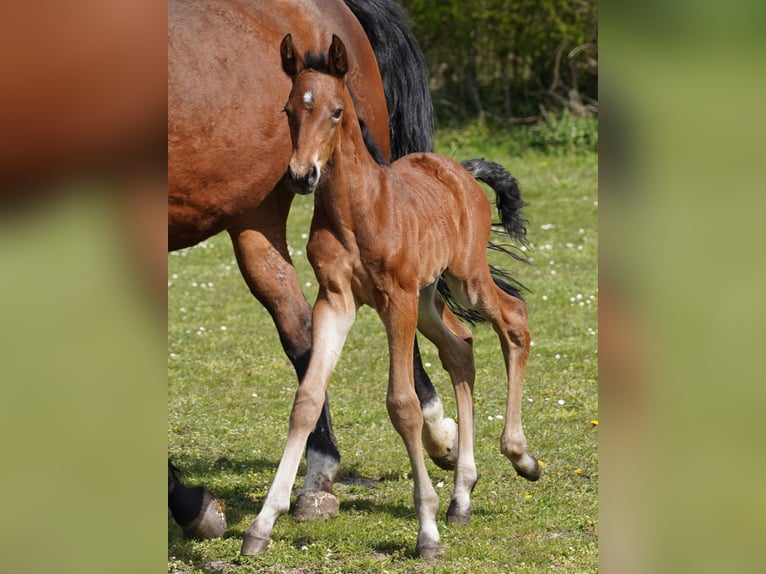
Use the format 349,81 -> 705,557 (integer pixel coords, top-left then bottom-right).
228,196 -> 341,519
241,289 -> 357,556
417,285 -> 478,526
382,293 -> 442,558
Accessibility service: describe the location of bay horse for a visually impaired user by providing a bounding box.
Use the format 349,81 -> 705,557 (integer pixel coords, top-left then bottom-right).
241,34 -> 540,558
168,0 -> 458,538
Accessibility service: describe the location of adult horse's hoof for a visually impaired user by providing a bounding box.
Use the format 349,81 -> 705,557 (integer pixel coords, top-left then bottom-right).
240,533 -> 270,556
292,491 -> 340,521
180,490 -> 227,540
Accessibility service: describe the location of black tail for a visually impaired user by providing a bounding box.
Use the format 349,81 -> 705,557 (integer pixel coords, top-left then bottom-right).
461,159 -> 528,247
343,0 -> 434,159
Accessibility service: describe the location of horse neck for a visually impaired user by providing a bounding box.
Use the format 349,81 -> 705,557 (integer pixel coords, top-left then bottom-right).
319,101 -> 386,227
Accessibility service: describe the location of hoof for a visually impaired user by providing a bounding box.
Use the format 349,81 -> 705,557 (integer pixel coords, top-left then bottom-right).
446,500 -> 471,526
512,455 -> 541,482
446,512 -> 471,526
180,490 -> 227,540
422,417 -> 458,471
429,452 -> 457,472
416,540 -> 443,559
241,533 -> 270,556
292,491 -> 340,521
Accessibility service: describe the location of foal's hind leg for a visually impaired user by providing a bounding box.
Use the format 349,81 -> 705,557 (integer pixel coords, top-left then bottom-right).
228,194 -> 340,519
417,285 -> 478,526
485,288 -> 540,480
444,273 -> 540,481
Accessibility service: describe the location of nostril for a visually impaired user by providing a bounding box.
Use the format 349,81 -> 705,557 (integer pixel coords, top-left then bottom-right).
307,164 -> 318,186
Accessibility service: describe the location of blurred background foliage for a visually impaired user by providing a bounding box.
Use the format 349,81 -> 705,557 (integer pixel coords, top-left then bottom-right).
401,0 -> 598,127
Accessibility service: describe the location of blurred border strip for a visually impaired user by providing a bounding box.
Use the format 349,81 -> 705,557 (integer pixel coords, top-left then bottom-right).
601,1 -> 766,572
0,2 -> 166,572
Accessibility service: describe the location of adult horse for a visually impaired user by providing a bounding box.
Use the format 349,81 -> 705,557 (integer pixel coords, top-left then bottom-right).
168,0 -> 458,538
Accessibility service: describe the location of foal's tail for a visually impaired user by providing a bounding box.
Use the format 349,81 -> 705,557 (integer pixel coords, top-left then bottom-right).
461,159 -> 528,247
438,159 -> 530,322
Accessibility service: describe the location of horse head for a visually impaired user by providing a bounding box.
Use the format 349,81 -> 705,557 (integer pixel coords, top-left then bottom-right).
281,34 -> 349,194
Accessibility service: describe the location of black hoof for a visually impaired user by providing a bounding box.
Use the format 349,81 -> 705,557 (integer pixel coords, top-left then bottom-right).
292,491 -> 340,521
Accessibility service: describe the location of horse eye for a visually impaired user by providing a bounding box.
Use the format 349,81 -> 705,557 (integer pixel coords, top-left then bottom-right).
332,108 -> 343,119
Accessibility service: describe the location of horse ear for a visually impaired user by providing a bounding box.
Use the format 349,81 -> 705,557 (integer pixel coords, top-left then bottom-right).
328,34 -> 348,78
280,33 -> 300,78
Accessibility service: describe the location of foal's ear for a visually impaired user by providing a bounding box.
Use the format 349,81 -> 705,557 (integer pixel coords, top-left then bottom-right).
280,33 -> 301,78
328,34 -> 348,78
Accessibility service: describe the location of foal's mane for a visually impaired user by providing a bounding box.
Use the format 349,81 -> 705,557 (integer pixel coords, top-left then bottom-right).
299,50 -> 388,166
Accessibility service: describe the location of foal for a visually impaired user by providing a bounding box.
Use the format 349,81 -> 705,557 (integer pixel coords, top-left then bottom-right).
241,34 -> 540,558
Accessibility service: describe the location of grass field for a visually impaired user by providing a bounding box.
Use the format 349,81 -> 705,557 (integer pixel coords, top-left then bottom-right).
168,129 -> 598,573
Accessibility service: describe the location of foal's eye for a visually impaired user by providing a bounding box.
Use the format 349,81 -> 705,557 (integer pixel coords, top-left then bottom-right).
332,108 -> 343,119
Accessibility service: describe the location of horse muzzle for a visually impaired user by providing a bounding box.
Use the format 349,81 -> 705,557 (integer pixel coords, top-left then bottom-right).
286,163 -> 320,195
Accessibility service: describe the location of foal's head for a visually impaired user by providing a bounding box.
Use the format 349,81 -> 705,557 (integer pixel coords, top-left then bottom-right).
281,33 -> 349,195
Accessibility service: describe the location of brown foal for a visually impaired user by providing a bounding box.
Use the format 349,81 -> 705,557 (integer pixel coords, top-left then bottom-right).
241,34 -> 540,558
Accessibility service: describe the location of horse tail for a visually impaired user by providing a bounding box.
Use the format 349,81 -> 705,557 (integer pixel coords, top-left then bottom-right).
461,159 -> 528,246
343,0 -> 434,159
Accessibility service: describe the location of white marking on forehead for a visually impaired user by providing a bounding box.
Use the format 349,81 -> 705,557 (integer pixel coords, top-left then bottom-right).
303,90 -> 314,105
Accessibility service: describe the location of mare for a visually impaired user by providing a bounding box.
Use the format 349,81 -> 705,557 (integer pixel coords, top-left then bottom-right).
168,0 -> 459,538
241,34 -> 541,558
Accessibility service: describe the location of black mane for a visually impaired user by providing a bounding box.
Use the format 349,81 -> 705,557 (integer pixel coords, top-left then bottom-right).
358,117 -> 388,165
302,50 -> 328,72
343,0 -> 434,159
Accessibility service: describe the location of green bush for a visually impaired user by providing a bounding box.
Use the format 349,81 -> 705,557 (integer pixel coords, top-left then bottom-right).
522,111 -> 599,155
436,112 -> 598,158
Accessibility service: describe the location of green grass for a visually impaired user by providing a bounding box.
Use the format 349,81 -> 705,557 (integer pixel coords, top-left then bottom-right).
168,129 -> 598,573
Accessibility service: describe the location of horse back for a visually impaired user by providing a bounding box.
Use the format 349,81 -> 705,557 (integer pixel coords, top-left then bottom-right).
393,153 -> 493,232
355,153 -> 493,290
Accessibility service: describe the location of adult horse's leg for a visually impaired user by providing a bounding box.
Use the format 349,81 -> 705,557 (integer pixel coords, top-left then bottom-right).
228,186 -> 340,519
417,285 -> 478,526
382,292 -> 441,558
